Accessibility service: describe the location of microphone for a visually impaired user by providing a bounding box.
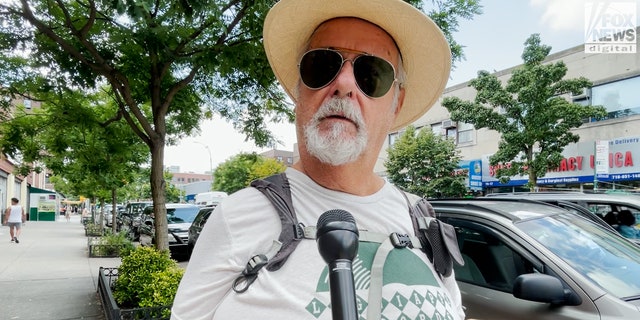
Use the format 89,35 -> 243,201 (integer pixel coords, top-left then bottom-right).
316,209 -> 359,320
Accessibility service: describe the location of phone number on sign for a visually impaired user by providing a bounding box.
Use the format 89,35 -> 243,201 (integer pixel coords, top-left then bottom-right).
609,173 -> 640,180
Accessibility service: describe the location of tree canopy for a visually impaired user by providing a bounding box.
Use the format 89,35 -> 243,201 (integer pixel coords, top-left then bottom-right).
441,34 -> 607,190
385,126 -> 467,198
213,152 -> 286,194
0,0 -> 481,250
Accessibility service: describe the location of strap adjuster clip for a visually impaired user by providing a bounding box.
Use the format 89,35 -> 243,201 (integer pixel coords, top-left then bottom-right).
233,254 -> 268,293
390,233 -> 412,248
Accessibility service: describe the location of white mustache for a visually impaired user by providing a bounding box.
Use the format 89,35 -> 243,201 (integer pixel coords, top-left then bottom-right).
303,98 -> 368,166
311,98 -> 365,129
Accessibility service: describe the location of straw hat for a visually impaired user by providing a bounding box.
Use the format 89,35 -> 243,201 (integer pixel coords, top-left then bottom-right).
263,0 -> 451,132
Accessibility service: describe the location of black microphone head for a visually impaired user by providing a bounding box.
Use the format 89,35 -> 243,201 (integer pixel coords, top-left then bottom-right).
317,209 -> 356,230
316,209 -> 359,263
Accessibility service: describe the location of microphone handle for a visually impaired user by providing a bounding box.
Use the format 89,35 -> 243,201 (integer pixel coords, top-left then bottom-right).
328,259 -> 358,320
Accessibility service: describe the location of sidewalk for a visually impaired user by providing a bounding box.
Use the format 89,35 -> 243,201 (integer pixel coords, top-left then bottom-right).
0,214 -> 121,320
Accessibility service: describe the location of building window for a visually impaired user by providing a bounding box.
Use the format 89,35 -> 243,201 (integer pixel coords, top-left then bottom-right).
431,123 -> 443,136
388,132 -> 400,146
457,122 -> 475,144
24,99 -> 32,109
277,156 -> 283,162
446,127 -> 457,140
590,75 -> 640,121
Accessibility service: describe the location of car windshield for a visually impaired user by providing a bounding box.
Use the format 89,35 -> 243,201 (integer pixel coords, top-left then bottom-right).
167,207 -> 200,224
517,214 -> 640,299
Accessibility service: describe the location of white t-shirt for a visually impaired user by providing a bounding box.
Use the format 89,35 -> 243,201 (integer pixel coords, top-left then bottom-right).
7,205 -> 23,223
172,168 -> 464,320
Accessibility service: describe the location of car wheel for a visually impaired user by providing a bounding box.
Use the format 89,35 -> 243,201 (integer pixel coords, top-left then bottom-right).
188,243 -> 194,259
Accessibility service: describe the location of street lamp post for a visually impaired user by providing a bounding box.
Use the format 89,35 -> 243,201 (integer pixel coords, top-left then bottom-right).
194,141 -> 213,174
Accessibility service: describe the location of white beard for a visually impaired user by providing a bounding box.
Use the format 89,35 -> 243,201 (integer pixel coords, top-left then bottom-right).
303,98 -> 368,166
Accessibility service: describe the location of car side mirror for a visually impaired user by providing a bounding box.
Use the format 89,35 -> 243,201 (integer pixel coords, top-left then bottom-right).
513,273 -> 581,306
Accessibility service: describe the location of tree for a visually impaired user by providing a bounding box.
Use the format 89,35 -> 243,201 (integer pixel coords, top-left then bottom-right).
0,0 -> 481,251
213,152 -> 285,194
441,34 -> 607,190
385,126 -> 467,198
0,0 -> 288,251
0,88 -> 149,231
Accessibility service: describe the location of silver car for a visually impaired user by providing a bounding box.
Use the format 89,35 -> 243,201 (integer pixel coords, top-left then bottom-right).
430,198 -> 640,319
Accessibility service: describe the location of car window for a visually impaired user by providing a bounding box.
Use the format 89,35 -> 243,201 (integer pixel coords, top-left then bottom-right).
167,207 -> 200,224
454,226 -> 539,292
586,203 -> 611,216
518,214 -> 640,299
194,209 -> 213,228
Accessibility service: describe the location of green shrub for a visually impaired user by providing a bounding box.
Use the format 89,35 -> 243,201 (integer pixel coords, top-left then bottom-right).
91,231 -> 134,257
139,266 -> 185,318
113,246 -> 180,308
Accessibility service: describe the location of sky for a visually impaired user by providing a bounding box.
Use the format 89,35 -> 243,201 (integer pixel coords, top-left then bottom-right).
164,0 -> 638,174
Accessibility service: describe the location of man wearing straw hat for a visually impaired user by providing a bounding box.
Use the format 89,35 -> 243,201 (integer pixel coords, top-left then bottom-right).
172,0 -> 462,319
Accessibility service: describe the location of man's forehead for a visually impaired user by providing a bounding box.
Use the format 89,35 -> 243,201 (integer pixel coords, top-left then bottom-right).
308,17 -> 401,57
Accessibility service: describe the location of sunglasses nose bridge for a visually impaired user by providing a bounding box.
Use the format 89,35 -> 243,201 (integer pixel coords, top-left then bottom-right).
331,57 -> 360,94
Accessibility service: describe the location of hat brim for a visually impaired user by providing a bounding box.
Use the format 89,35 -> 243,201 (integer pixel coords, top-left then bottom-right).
263,0 -> 451,132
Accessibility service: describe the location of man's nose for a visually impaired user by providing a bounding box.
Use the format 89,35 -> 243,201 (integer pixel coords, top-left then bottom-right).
330,60 -> 357,98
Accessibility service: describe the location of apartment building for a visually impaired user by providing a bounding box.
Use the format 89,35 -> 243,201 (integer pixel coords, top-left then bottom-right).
378,40 -> 640,192
260,149 -> 295,167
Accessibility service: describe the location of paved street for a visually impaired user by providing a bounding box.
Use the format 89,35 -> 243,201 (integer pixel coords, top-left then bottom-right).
0,214 -> 121,320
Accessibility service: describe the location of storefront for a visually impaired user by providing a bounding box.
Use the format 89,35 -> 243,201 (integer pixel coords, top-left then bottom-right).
476,136 -> 640,192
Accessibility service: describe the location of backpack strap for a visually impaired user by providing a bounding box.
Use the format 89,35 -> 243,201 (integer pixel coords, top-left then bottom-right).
234,174 -> 463,295
249,173 -> 306,271
233,173 -> 306,293
399,190 -> 464,277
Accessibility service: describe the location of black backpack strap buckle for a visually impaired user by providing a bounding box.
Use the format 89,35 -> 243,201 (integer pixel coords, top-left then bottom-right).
232,254 -> 269,293
390,232 -> 413,248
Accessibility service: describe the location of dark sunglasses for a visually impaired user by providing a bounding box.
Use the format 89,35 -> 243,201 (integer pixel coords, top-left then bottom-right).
298,48 -> 398,98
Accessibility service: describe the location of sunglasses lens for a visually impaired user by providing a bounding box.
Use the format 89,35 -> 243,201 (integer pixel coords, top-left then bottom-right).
299,50 -> 343,89
299,49 -> 396,98
354,55 -> 395,98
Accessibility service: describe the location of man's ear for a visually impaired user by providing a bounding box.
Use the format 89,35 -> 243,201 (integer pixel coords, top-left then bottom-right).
394,87 -> 406,117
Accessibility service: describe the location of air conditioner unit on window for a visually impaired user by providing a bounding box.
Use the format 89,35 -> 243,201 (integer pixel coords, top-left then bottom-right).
442,119 -> 456,129
570,88 -> 591,100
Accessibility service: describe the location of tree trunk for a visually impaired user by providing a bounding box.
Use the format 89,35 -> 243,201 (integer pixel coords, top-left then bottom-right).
150,141 -> 169,252
528,169 -> 537,192
111,188 -> 118,234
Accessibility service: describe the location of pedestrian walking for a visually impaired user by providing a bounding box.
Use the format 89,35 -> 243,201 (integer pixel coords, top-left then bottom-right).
4,197 -> 26,243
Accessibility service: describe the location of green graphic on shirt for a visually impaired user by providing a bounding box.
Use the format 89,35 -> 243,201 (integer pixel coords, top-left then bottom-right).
307,241 -> 454,319
315,242 -> 439,292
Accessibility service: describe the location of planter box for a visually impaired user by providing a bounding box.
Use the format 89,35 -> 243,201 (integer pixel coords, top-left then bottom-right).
88,237 -> 126,258
98,267 -> 172,320
85,225 -> 103,237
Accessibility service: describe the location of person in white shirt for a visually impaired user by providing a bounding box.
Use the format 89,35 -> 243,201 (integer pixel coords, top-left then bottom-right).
4,197 -> 26,243
171,0 -> 462,319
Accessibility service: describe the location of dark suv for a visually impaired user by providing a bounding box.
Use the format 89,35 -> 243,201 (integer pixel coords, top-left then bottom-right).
139,203 -> 200,260
187,205 -> 216,258
117,201 -> 152,240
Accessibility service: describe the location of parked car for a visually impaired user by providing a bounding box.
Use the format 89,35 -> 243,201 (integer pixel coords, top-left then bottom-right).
117,201 -> 152,240
139,203 -> 200,260
187,205 -> 216,258
429,198 -> 640,320
486,192 -> 640,228
102,204 -> 124,227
